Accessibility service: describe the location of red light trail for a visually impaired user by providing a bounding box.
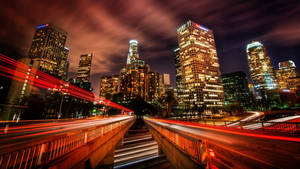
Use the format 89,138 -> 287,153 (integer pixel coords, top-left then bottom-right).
147,118 -> 300,142
0,54 -> 133,113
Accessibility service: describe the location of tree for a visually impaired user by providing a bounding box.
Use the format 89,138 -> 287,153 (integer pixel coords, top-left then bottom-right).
162,90 -> 178,118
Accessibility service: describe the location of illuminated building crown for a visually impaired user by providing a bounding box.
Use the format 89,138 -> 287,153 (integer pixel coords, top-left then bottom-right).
127,40 -> 139,64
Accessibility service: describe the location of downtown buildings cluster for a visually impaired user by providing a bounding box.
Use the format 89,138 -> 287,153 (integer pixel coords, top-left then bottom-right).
100,20 -> 300,114
2,24 -> 95,120
1,20 -> 300,120
174,21 -> 299,112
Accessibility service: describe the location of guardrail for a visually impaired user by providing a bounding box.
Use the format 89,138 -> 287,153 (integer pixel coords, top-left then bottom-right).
0,116 -> 134,169
259,121 -> 300,136
170,118 -> 300,136
144,118 -> 212,168
144,118 -> 300,169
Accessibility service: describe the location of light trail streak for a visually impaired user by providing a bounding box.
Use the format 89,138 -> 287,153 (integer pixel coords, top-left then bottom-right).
0,54 -> 133,113
147,118 -> 300,142
0,116 -> 132,144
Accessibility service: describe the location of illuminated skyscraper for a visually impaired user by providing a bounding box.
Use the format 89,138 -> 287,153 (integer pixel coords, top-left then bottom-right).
76,53 -> 92,83
159,73 -> 171,97
28,24 -> 68,79
120,40 -> 158,102
58,47 -> 69,80
246,41 -> 278,90
275,60 -> 299,89
177,20 -> 224,109
99,75 -> 119,98
162,73 -> 170,85
174,48 -> 184,105
146,71 -> 160,102
127,40 -> 139,64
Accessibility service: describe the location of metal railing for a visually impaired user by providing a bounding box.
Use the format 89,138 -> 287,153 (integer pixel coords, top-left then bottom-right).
259,121 -> 300,136
0,116 -> 134,169
169,118 -> 300,136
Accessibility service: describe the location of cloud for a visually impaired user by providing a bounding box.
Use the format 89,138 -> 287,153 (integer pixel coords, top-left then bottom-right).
0,0 -> 300,94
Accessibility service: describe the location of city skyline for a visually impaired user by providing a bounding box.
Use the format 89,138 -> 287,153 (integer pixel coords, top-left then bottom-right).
0,0 -> 300,95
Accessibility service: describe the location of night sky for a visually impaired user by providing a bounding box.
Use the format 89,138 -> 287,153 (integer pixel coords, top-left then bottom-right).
0,0 -> 300,95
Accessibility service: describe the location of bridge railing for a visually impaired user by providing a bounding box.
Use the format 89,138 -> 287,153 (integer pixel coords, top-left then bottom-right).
0,116 -> 134,169
258,121 -> 300,136
144,117 -> 300,169
144,118 -> 210,168
170,118 -> 300,136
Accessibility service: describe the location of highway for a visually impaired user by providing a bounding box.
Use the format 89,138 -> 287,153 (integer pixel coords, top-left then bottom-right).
0,116 -> 132,148
146,118 -> 300,169
227,111 -> 264,127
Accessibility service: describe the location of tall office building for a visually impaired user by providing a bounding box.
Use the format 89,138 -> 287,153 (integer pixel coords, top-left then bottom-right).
161,73 -> 171,85
221,71 -> 250,108
275,60 -> 299,89
28,24 -> 68,79
127,40 -> 139,64
174,48 -> 184,105
120,40 -> 158,102
76,53 -> 93,83
246,41 -> 278,90
146,71 -> 160,102
58,47 -> 69,80
176,20 -> 224,109
159,73 -> 171,97
99,75 -> 119,98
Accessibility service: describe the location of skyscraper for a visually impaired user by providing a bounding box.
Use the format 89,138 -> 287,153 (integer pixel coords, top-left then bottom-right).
120,40 -> 158,102
127,40 -> 139,64
221,71 -> 251,108
58,47 -> 69,80
246,41 -> 278,90
176,20 -> 224,109
162,73 -> 170,85
275,60 -> 299,89
76,53 -> 92,83
28,24 -> 68,79
99,75 -> 119,98
174,47 -> 184,106
159,73 -> 171,97
146,71 -> 160,102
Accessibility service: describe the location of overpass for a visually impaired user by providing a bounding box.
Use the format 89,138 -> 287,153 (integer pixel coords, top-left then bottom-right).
0,116 -> 135,169
1,116 -> 300,169
144,118 -> 300,169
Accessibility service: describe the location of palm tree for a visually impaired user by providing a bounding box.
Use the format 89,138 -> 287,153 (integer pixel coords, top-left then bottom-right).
163,90 -> 178,118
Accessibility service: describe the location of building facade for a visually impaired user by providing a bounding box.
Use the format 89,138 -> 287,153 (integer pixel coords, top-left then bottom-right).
76,53 -> 92,83
28,24 -> 68,79
159,73 -> 171,97
174,48 -> 184,106
119,40 -> 159,102
275,60 -> 299,90
246,41 -> 278,91
246,41 -> 281,109
176,20 -> 224,110
146,71 -> 160,102
221,71 -> 251,108
99,75 -> 119,98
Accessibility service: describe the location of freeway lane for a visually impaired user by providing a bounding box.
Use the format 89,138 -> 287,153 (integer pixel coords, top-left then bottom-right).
227,111 -> 264,127
0,116 -> 132,149
147,119 -> 300,169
